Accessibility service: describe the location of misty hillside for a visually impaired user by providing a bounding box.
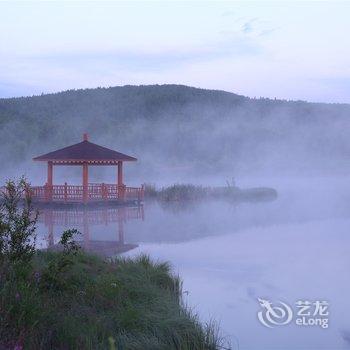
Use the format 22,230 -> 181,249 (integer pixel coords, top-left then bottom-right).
1,84 -> 350,182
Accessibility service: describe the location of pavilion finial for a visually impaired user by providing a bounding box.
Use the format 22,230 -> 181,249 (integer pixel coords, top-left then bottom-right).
83,133 -> 89,141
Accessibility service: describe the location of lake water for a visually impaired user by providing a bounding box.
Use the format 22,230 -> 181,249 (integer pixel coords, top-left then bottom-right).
36,177 -> 350,350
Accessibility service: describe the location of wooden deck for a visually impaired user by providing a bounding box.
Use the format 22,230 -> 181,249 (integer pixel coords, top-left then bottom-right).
28,183 -> 144,204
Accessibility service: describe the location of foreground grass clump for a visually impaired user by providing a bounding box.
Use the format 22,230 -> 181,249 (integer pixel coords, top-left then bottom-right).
0,179 -> 224,349
1,252 -> 222,349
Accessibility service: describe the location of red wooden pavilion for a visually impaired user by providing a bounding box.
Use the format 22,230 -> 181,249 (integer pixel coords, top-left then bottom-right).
31,134 -> 144,204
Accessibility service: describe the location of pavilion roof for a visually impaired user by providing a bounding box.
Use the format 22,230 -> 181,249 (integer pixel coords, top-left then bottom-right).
33,137 -> 137,162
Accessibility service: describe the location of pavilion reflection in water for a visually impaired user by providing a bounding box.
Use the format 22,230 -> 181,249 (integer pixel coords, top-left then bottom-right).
38,205 -> 144,257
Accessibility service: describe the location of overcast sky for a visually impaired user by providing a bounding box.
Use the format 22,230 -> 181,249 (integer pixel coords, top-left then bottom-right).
1,1 -> 349,103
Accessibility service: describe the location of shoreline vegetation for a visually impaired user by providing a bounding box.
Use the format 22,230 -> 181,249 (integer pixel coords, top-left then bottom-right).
2,251 -> 223,350
0,180 -> 228,350
145,183 -> 277,203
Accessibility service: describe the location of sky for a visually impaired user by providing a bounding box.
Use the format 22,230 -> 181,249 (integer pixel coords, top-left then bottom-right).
0,1 -> 349,103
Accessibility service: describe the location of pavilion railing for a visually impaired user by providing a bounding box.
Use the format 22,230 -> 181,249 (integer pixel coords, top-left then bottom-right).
27,183 -> 145,203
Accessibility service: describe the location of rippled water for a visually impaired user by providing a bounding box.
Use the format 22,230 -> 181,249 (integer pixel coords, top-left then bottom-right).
36,177 -> 350,350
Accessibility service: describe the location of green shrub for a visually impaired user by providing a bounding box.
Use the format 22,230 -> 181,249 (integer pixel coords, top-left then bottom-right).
0,178 -> 38,263
40,229 -> 81,291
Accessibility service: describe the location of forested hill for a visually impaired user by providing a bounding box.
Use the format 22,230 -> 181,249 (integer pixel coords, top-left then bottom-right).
1,84 -> 350,182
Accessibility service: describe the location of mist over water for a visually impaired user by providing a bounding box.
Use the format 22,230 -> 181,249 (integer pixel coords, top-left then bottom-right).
34,175 -> 350,349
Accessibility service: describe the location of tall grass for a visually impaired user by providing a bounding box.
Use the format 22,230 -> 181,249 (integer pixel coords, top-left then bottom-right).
0,252 -> 227,349
145,183 -> 276,203
152,184 -> 208,201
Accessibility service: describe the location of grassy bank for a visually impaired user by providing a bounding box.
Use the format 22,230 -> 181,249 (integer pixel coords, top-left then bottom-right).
1,252 -> 221,349
0,179 -> 225,349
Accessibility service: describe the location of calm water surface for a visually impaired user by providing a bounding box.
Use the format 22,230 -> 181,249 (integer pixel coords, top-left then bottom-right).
36,177 -> 350,350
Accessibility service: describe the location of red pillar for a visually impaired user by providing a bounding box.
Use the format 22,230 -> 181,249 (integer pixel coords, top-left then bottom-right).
47,161 -> 53,201
118,161 -> 123,186
117,161 -> 125,200
47,161 -> 53,186
83,162 -> 89,204
64,182 -> 68,202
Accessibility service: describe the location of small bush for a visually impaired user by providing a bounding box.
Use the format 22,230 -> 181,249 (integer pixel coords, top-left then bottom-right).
40,229 -> 81,291
0,178 -> 38,263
